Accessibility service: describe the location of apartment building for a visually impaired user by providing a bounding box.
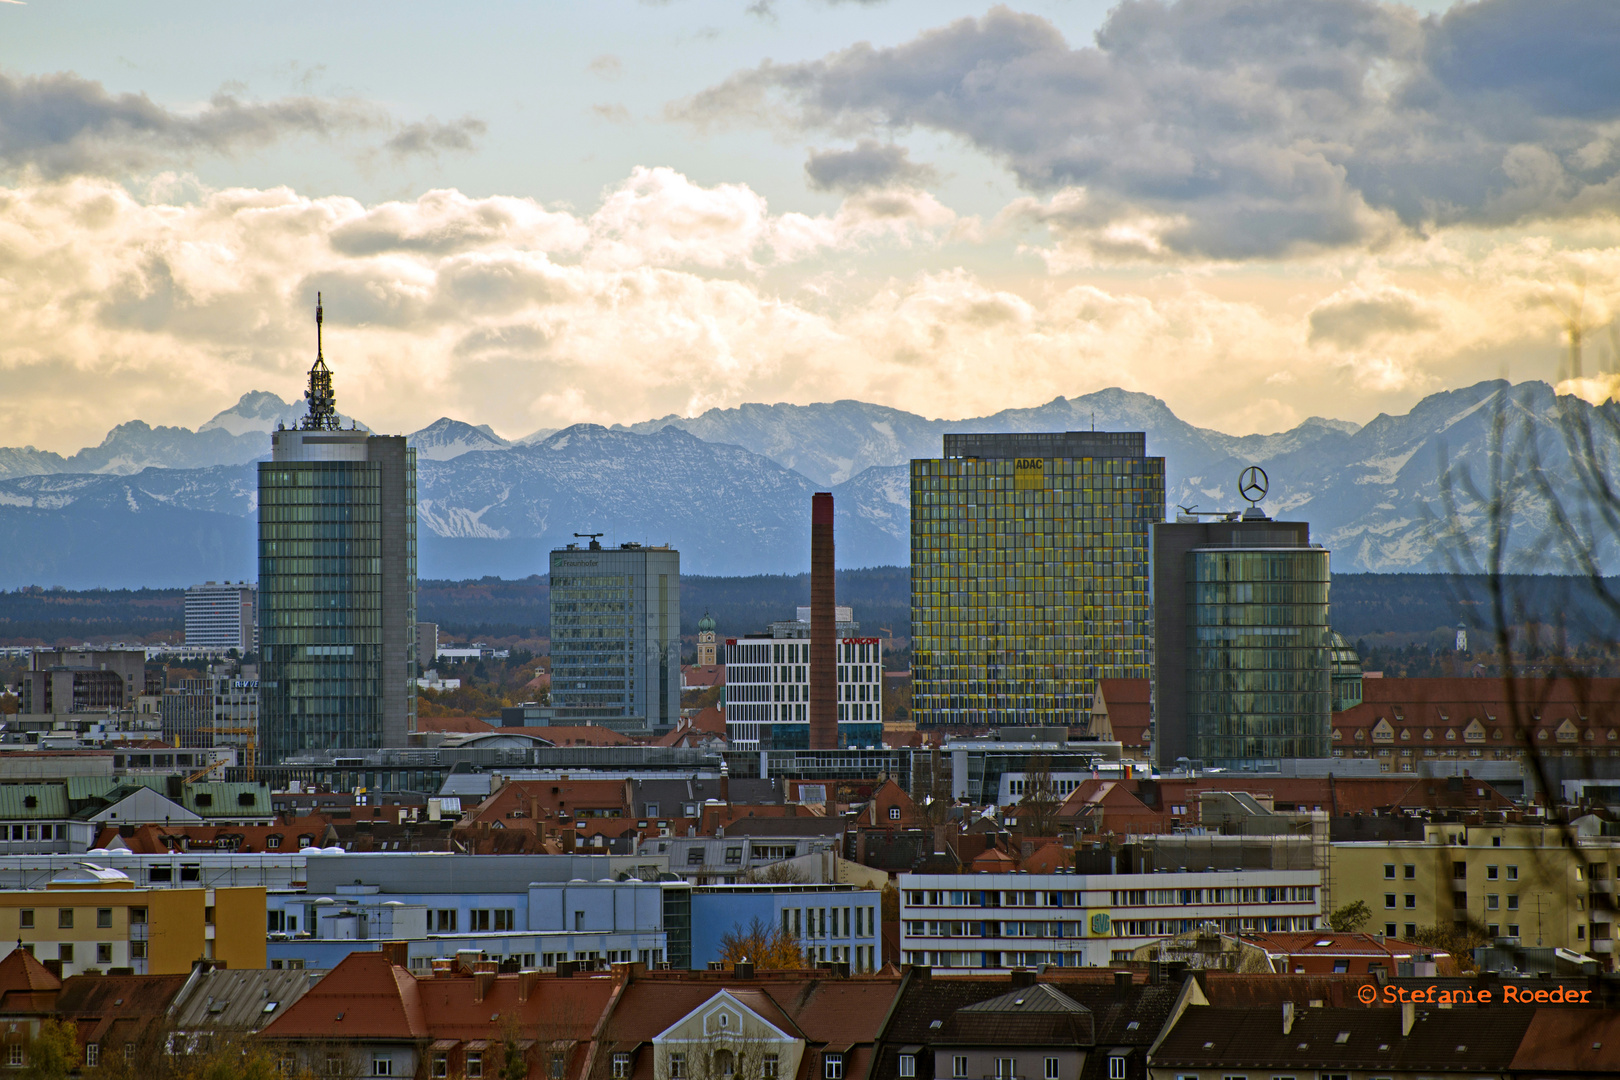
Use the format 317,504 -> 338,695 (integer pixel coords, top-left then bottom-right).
1330,819 -> 1620,955
0,864 -> 265,976
899,870 -> 1321,971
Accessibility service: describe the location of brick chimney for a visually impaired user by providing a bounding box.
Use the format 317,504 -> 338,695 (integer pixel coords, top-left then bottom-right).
809,493 -> 837,750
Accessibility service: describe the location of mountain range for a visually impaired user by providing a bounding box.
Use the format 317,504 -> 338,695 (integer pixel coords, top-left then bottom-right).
0,380 -> 1610,588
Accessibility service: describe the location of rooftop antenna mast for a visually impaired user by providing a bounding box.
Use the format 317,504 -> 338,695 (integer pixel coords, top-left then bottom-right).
300,292 -> 340,431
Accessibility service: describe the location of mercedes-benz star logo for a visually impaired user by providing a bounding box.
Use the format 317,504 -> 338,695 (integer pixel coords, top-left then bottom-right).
1239,465 -> 1268,505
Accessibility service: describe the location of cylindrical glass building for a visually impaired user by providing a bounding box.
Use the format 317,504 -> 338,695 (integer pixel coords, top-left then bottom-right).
1184,546 -> 1331,767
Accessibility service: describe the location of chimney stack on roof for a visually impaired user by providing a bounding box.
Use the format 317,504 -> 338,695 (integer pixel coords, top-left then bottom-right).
809,492 -> 837,750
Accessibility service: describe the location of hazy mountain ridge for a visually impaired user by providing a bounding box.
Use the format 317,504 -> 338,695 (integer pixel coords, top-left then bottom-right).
0,380 -> 1612,587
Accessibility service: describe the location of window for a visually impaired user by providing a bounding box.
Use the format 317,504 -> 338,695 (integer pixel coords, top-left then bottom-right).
1108,1056 -> 1126,1080
1508,895 -> 1519,911
432,1054 -> 448,1078
1507,865 -> 1518,880
889,807 -> 901,820
1405,924 -> 1417,939
9,1045 -> 23,1067
687,849 -> 704,866
325,1054 -> 343,1077
763,1055 -> 779,1078
1384,924 -> 1396,938
1383,894 -> 1395,908
129,907 -> 147,925
1487,865 -> 1498,879
59,944 -> 73,964
825,1052 -> 843,1079
668,1052 -> 686,1079
495,909 -> 515,932
18,910 -> 32,930
612,1053 -> 631,1078
725,847 -> 743,865
1383,864 -> 1395,879
551,1053 -> 565,1078
1046,1057 -> 1060,1079
130,942 -> 147,960
466,1052 -> 483,1078
372,1055 -> 394,1077
85,1045 -> 99,1069
97,908 -> 112,928
434,910 -> 457,932
97,943 -> 113,965
126,1045 -> 136,1066
899,1055 -> 915,1078
470,910 -> 491,931
58,909 -> 73,929
1405,895 -> 1416,909
1487,895 -> 1499,910
953,1056 -> 969,1078
1404,865 -> 1415,879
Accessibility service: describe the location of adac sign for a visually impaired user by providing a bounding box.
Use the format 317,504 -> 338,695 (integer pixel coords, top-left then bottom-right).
1014,457 -> 1046,491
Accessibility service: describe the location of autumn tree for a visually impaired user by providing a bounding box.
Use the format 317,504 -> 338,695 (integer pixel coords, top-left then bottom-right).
1326,900 -> 1372,933
718,916 -> 804,969
22,1019 -> 76,1080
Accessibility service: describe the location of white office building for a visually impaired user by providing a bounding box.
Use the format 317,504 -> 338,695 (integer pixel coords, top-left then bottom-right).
725,607 -> 884,750
185,582 -> 258,651
899,870 -> 1321,971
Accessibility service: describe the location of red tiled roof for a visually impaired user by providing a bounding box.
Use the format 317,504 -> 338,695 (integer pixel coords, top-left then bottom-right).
1510,1007 -> 1620,1072
681,665 -> 726,689
261,951 -> 428,1041
0,947 -> 60,1012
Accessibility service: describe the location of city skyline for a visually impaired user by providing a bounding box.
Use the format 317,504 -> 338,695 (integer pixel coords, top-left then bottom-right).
4,0 -> 1619,456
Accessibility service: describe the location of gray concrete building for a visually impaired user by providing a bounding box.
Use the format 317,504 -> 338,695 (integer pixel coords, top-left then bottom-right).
184,581 -> 258,651
20,649 -> 148,715
258,300 -> 417,764
549,540 -> 680,734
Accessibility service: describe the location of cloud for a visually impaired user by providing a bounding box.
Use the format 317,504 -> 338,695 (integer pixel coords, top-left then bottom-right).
804,139 -> 937,192
675,0 -> 1620,259
1308,282 -> 1440,347
383,115 -> 487,158
591,103 -> 633,124
0,68 -> 483,177
2,167 -> 1615,460
588,54 -> 623,79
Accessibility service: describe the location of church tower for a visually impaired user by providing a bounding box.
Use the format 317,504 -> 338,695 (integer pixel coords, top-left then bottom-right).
696,611 -> 718,666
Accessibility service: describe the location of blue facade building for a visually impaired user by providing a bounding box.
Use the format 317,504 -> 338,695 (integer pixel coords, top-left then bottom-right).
690,884 -> 882,972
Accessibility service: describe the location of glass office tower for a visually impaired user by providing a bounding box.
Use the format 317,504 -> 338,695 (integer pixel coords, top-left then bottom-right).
1153,516 -> 1331,768
258,300 -> 417,764
549,540 -> 681,734
910,431 -> 1165,728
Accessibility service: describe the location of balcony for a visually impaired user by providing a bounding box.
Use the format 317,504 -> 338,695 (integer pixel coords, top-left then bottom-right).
128,924 -> 148,941
1592,937 -> 1614,953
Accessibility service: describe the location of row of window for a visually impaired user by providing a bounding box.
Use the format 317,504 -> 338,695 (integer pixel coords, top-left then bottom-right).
10,906 -> 145,929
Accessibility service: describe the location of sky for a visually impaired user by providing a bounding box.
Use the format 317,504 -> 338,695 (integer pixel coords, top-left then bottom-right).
4,0 -> 1620,453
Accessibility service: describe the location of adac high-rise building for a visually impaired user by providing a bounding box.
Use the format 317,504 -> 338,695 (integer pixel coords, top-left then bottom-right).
910,431 -> 1164,728
258,297 -> 417,764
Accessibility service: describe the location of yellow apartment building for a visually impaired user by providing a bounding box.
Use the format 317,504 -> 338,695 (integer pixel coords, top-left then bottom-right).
1330,821 -> 1620,957
0,863 -> 264,976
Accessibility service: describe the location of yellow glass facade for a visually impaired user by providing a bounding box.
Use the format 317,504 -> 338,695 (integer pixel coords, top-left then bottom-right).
910,439 -> 1165,726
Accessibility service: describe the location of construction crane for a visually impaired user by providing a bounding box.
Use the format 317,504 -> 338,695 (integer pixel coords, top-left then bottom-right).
197,726 -> 257,780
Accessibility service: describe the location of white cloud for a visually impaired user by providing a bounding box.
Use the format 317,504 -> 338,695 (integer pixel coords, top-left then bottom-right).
4,167 -> 1620,459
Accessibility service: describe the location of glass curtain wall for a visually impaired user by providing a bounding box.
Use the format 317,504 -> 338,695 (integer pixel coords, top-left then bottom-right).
1185,548 -> 1331,766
